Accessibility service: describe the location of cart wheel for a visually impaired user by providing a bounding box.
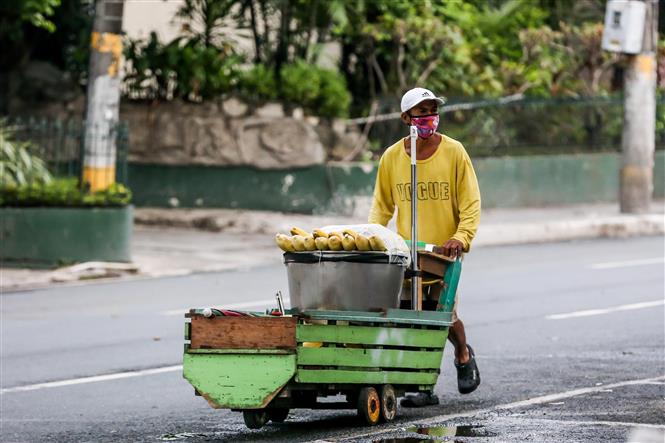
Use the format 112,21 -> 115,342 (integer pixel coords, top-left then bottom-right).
243,410 -> 269,429
380,385 -> 397,422
267,408 -> 289,423
357,387 -> 381,426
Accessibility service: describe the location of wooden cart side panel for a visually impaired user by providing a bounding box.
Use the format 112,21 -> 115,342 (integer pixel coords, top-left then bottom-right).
183,353 -> 296,409
296,369 -> 439,386
297,347 -> 444,370
296,324 -> 447,348
190,316 -> 297,350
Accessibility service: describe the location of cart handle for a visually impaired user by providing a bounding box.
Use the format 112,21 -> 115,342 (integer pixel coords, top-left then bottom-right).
437,257 -> 462,313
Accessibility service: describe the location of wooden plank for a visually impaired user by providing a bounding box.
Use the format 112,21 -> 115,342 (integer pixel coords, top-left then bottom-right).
303,310 -> 453,327
297,347 -> 443,369
384,309 -> 453,325
190,316 -> 297,350
296,368 -> 438,385
187,348 -> 295,355
296,324 -> 447,349
187,348 -> 294,355
418,251 -> 452,279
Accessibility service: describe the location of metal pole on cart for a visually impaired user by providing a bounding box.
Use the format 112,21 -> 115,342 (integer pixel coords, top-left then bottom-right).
410,126 -> 422,311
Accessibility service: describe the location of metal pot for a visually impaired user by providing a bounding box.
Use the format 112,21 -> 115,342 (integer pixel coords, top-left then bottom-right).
284,252 -> 408,312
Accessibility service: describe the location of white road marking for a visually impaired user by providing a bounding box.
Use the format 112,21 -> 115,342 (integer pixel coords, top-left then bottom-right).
590,257 -> 664,270
517,418 -> 665,430
160,298 -> 291,316
0,365 -> 183,394
328,374 -> 665,442
546,300 -> 664,320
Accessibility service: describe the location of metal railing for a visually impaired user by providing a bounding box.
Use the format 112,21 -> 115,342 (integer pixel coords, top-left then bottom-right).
362,95 -> 665,158
6,116 -> 129,185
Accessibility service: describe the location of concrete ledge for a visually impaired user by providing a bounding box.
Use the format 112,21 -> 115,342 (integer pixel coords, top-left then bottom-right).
127,151 -> 665,213
0,206 -> 133,267
474,214 -> 664,247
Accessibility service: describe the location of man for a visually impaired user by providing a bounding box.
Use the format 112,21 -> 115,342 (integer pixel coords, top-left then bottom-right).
368,87 -> 481,406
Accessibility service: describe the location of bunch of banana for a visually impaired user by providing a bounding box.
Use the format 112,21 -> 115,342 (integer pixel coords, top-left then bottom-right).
275,226 -> 388,252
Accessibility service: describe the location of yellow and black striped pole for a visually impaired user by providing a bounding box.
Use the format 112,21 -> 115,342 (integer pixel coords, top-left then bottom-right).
83,0 -> 124,192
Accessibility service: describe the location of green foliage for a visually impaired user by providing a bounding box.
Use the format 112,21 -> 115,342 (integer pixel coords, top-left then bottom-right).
1,177 -> 132,207
237,64 -> 278,101
281,61 -> 351,117
176,0 -> 239,49
0,121 -> 131,207
0,0 -> 61,41
123,33 -> 243,101
0,123 -> 53,187
1,0 -> 93,90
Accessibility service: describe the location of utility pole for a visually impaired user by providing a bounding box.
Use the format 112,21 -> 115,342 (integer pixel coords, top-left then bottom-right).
83,0 -> 125,192
620,0 -> 659,213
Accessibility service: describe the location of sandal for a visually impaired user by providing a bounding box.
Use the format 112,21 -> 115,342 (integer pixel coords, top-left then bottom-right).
455,345 -> 481,394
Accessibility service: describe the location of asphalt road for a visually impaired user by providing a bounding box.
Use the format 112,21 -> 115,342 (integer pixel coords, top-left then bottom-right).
1,236 -> 664,443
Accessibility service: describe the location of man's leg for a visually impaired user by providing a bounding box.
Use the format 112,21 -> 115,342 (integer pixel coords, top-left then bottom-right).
448,315 -> 481,394
448,319 -> 470,363
440,287 -> 480,395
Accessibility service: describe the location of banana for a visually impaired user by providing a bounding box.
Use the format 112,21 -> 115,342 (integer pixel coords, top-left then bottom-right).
342,234 -> 356,251
355,234 -> 371,251
292,235 -> 307,251
275,234 -> 295,252
315,237 -> 329,250
329,231 -> 344,240
328,235 -> 343,251
290,226 -> 309,237
369,235 -> 387,251
303,235 -> 316,251
343,228 -> 360,239
312,229 -> 329,238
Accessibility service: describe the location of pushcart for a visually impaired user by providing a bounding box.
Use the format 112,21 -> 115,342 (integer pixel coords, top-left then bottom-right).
182,252 -> 461,429
183,124 -> 460,429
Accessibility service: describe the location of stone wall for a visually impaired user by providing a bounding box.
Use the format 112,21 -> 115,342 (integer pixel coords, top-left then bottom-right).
121,99 -> 363,169
6,64 -> 364,170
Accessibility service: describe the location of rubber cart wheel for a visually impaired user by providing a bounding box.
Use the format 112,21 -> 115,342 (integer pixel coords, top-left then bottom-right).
357,387 -> 381,426
243,410 -> 269,429
380,384 -> 397,422
267,408 -> 289,423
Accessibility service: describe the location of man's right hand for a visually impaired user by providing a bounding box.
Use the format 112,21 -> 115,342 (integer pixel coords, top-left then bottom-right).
433,239 -> 464,259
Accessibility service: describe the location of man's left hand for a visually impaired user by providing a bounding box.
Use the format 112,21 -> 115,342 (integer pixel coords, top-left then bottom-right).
433,239 -> 464,259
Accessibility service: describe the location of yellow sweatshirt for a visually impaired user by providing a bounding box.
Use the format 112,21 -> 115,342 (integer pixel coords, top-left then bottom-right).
368,134 -> 481,251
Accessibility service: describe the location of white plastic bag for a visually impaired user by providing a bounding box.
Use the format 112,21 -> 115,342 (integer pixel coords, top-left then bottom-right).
319,223 -> 411,266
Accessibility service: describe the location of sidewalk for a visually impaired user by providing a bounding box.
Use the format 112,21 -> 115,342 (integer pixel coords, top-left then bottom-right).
2,201 -> 663,292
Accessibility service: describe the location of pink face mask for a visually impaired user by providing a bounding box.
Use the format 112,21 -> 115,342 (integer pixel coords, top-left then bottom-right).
410,114 -> 439,139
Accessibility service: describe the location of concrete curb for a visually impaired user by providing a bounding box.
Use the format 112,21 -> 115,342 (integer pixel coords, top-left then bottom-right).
474,214 -> 665,247
3,209 -> 663,293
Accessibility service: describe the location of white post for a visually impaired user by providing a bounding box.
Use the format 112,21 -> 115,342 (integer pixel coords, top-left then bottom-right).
620,0 -> 658,213
410,125 -> 421,310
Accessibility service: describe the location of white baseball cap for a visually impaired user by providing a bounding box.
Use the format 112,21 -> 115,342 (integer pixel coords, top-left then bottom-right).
400,87 -> 446,113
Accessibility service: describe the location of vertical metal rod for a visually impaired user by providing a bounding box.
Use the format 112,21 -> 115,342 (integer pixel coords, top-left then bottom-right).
410,125 -> 420,310
276,291 -> 285,314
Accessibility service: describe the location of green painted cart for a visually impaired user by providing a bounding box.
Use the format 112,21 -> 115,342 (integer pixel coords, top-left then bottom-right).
183,257 -> 461,429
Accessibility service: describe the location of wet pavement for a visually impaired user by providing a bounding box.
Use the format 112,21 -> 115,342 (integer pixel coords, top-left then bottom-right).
1,237 -> 664,442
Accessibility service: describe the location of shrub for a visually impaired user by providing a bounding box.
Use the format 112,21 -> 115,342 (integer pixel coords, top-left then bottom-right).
1,177 -> 132,207
280,60 -> 351,118
236,64 -> 278,102
0,123 -> 53,187
124,33 -> 243,101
